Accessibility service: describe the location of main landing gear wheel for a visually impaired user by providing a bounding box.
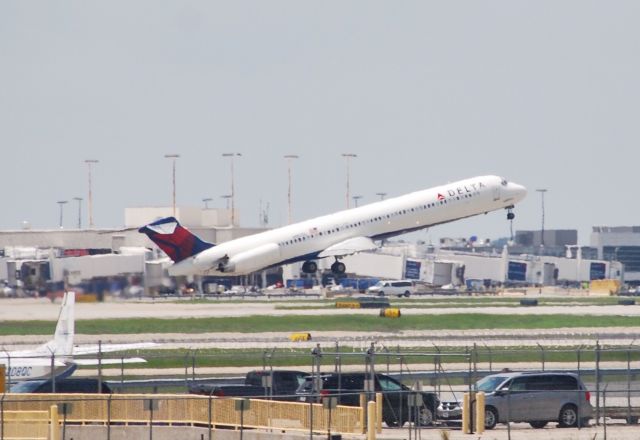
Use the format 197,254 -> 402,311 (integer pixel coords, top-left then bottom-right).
331,261 -> 346,275
302,261 -> 318,274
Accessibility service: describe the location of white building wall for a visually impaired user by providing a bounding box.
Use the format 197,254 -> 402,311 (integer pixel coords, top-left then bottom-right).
50,254 -> 146,283
320,252 -> 405,280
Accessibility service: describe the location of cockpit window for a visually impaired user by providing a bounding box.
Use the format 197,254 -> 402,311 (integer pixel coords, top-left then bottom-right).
500,178 -> 508,186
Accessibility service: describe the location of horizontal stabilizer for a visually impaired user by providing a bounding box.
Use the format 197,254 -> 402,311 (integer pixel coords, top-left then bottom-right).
318,236 -> 378,258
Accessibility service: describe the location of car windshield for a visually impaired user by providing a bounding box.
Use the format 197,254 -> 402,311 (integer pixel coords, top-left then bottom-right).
475,375 -> 508,392
10,380 -> 47,393
371,282 -> 384,288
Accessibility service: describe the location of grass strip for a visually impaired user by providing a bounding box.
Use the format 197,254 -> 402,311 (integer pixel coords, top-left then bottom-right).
83,345 -> 640,370
3,313 -> 640,336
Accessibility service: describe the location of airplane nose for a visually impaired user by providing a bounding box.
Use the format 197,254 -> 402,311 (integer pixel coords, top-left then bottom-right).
511,183 -> 527,201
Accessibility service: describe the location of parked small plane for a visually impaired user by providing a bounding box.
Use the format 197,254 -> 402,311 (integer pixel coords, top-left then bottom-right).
1,292 -> 155,382
139,175 -> 526,276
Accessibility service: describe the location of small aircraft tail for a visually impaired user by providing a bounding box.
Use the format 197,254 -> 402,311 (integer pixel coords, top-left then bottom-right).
138,216 -> 215,263
37,291 -> 75,358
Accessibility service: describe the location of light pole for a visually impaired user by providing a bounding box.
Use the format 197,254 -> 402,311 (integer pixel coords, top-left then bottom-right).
536,189 -> 548,247
164,154 -> 180,216
57,200 -> 68,228
342,153 -> 357,208
84,159 -> 99,228
283,155 -> 299,224
353,195 -> 363,208
73,197 -> 83,229
202,198 -> 213,209
222,153 -> 242,226
376,192 -> 387,201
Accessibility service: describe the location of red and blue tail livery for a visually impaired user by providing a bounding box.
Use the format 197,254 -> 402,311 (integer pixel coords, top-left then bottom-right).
138,217 -> 214,263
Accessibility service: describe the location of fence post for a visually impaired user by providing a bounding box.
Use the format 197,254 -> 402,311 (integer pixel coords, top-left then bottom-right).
376,392 -> 382,433
50,352 -> 56,393
627,348 -> 632,424
120,356 -> 125,387
537,343 -> 545,371
107,393 -> 112,440
595,341 -> 601,425
98,340 -> 103,393
208,395 -> 212,440
1,393 -> 4,440
603,385 -> 608,440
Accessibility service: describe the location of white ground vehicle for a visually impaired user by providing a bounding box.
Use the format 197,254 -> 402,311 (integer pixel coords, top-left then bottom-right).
367,280 -> 414,297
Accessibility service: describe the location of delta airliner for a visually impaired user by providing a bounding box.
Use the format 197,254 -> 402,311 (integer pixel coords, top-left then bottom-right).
139,175 -> 526,276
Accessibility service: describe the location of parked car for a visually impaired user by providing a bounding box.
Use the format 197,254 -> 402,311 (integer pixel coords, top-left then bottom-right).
10,378 -> 112,394
367,280 -> 414,297
296,372 -> 439,427
189,369 -> 308,401
437,371 -> 593,429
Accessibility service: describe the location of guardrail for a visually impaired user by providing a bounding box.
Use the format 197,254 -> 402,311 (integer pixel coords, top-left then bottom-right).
0,394 -> 365,436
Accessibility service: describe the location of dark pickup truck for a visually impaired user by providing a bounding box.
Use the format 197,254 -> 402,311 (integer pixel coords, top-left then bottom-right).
189,370 -> 308,401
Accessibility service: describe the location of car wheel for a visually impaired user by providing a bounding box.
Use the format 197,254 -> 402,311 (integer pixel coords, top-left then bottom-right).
529,421 -> 547,429
378,291 -> 384,297
485,406 -> 498,430
404,291 -> 410,298
384,416 -> 405,428
558,404 -> 578,428
418,406 -> 434,426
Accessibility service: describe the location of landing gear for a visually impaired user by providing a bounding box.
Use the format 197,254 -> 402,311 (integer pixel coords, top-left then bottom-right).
302,261 -> 318,274
506,207 -> 515,241
331,261 -> 346,275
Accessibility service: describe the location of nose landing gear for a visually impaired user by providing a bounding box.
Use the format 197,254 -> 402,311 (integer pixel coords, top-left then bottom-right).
506,207 -> 515,241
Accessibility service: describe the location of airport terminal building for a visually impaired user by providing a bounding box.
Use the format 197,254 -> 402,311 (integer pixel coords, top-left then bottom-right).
0,206 -> 631,295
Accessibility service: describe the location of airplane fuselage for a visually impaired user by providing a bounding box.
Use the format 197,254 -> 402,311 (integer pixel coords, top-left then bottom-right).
169,175 -> 526,276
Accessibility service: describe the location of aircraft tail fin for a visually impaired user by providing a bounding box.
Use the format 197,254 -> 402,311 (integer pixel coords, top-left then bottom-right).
138,216 -> 215,262
37,291 -> 75,357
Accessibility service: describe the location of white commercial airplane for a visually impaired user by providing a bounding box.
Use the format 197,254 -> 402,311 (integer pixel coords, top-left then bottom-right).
139,175 -> 527,276
1,292 -> 155,382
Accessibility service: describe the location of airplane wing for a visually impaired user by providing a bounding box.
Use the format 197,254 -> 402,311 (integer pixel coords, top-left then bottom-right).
318,236 -> 378,258
73,357 -> 147,365
72,342 -> 158,356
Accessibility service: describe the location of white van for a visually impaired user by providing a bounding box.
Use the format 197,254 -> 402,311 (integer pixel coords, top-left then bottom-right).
367,280 -> 414,297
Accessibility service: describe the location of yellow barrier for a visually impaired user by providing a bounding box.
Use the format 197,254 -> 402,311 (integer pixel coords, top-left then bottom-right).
475,392 -> 485,434
289,332 -> 312,342
462,392 -> 486,434
462,393 -> 471,433
336,301 -> 361,309
76,293 -> 99,303
2,393 -> 364,435
590,279 -> 621,295
379,308 -> 401,318
3,410 -> 51,440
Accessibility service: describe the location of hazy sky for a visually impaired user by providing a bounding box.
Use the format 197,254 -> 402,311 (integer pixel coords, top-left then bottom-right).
1,1 -> 639,245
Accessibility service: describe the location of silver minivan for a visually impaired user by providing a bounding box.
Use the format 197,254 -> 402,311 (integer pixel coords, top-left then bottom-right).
367,280 -> 414,297
478,371 -> 593,429
438,371 -> 593,429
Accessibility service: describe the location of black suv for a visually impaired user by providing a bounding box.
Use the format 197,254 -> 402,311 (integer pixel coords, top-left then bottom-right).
10,378 -> 112,394
296,372 -> 439,427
